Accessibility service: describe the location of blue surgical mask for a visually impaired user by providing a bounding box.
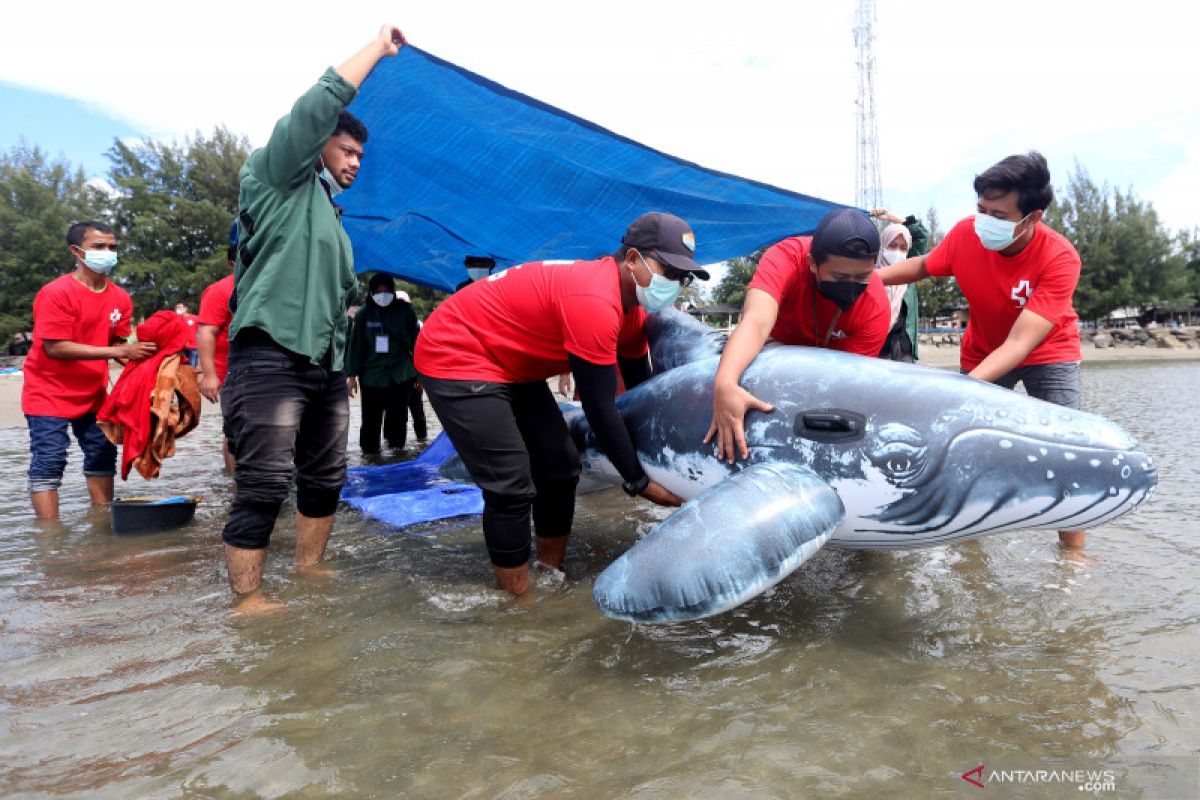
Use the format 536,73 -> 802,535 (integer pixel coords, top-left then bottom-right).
634,254 -> 682,313
467,267 -> 491,281
81,250 -> 118,275
318,160 -> 344,198
371,292 -> 394,307
974,212 -> 1032,251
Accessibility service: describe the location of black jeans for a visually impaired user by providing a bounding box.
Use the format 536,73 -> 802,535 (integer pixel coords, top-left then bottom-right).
359,379 -> 414,452
877,303 -> 914,363
421,375 -> 580,568
220,335 -> 349,549
408,381 -> 428,439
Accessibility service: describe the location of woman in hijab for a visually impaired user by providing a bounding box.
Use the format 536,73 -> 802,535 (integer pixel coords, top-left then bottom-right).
872,209 -> 929,362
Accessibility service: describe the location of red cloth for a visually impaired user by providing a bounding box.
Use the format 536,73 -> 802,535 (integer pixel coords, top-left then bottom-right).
179,313 -> 199,348
415,258 -> 649,383
197,274 -> 234,381
98,310 -> 196,479
749,236 -> 891,355
925,217 -> 1082,370
22,275 -> 133,417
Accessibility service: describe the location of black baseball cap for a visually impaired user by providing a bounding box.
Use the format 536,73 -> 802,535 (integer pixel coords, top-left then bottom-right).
463,255 -> 496,269
621,212 -> 710,280
811,208 -> 881,261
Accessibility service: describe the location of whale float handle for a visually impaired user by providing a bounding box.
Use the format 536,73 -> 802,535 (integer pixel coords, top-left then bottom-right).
795,410 -> 866,443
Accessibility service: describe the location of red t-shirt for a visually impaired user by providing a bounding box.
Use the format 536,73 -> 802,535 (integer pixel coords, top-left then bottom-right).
748,236 -> 890,355
22,274 -> 134,418
925,217 -> 1082,370
415,257 -> 649,383
197,275 -> 235,381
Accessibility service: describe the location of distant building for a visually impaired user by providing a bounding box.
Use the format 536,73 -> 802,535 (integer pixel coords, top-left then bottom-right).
687,303 -> 742,330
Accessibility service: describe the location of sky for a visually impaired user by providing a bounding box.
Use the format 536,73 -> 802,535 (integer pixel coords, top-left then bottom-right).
4,0 -> 1198,266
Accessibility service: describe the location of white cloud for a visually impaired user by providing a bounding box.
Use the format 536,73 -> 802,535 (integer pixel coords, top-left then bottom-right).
4,0 -> 1198,231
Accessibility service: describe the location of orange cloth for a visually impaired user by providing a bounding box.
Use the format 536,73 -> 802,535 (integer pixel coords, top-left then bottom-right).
98,310 -> 202,479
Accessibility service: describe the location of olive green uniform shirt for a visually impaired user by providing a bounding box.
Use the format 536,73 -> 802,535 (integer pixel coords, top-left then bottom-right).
346,301 -> 420,387
229,68 -> 358,370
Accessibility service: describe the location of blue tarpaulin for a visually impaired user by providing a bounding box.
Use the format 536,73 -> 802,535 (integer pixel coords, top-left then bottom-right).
340,47 -> 852,292
341,432 -> 482,530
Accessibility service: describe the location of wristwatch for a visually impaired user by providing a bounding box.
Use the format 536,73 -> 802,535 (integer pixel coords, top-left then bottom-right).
622,473 -> 650,497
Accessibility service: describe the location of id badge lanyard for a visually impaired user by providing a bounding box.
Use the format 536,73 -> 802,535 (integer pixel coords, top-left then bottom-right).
812,282 -> 843,348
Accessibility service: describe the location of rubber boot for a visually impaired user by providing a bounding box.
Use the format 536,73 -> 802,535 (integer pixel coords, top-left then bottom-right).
534,535 -> 569,571
493,563 -> 530,596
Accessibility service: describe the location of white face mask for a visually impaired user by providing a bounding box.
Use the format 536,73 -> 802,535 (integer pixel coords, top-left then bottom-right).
879,248 -> 907,267
371,292 -> 394,307
467,267 -> 491,281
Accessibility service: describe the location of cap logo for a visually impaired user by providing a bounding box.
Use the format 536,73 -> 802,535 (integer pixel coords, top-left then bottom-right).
681,232 -> 696,253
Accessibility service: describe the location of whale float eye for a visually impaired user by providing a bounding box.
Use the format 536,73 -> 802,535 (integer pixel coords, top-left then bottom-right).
868,441 -> 926,483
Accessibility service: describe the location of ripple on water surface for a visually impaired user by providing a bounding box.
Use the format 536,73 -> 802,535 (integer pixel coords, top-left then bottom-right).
0,362 -> 1198,797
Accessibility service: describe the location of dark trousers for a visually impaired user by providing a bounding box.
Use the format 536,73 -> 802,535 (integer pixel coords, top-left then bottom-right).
408,381 -> 428,439
359,379 -> 414,453
421,375 -> 580,567
877,304 -> 914,363
220,336 -> 349,549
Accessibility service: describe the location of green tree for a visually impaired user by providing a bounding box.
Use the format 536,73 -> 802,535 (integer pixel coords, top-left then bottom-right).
915,205 -> 965,323
712,252 -> 762,307
1046,166 -> 1189,321
105,127 -> 250,318
0,143 -> 109,344
1180,228 -> 1200,304
395,279 -> 446,320
1045,168 -> 1126,322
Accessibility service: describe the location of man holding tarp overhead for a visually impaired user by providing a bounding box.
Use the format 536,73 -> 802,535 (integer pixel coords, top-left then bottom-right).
416,212 -> 707,596
219,25 -> 405,607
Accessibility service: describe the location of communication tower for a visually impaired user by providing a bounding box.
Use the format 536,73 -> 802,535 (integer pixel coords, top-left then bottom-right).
853,0 -> 882,210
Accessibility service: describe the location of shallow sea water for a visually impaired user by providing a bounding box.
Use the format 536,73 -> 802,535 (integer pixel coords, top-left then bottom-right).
1,362 -> 1198,798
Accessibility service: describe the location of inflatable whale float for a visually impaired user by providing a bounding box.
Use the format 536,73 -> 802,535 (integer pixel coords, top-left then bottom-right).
342,309 -> 1158,622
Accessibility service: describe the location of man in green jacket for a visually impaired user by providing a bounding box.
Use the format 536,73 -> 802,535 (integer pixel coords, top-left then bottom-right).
346,272 -> 420,454
220,25 -> 405,605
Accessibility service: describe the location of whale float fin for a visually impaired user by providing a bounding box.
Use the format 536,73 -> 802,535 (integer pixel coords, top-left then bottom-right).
645,307 -> 727,375
593,462 -> 844,622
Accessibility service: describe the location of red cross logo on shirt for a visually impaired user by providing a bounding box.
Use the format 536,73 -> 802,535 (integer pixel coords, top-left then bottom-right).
1010,280 -> 1032,308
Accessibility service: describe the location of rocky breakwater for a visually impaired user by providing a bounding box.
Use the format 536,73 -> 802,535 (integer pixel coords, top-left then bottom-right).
1088,326 -> 1198,350
917,331 -> 963,348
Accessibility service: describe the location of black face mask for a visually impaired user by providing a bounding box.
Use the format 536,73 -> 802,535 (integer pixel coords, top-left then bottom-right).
817,280 -> 868,311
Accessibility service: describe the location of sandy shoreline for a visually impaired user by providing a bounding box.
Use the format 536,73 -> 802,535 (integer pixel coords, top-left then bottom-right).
2,344 -> 1197,429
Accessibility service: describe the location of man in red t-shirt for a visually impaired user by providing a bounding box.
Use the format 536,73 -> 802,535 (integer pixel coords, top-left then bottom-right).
22,221 -> 157,520
878,151 -> 1087,549
706,208 -> 889,463
197,243 -> 236,473
416,212 -> 709,595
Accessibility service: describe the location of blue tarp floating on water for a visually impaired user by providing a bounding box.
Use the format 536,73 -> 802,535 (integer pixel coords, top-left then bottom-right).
340,47 -> 853,292
341,433 -> 482,531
